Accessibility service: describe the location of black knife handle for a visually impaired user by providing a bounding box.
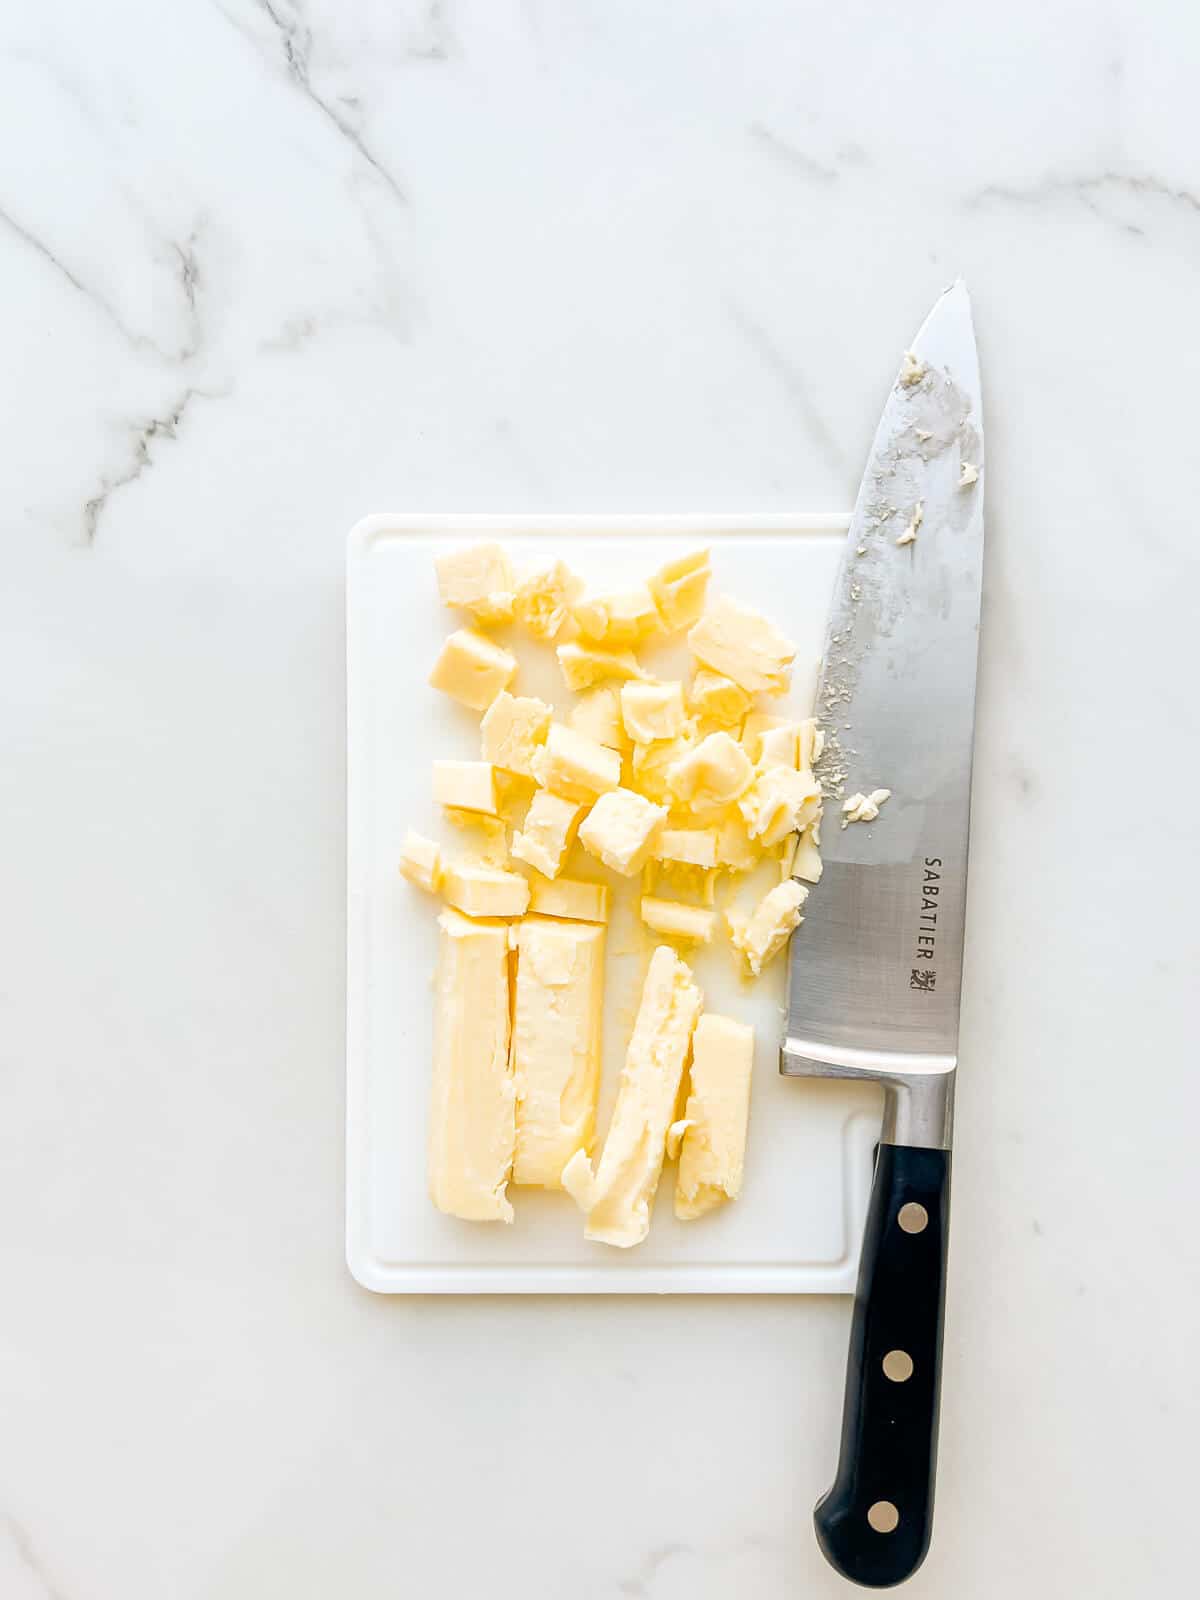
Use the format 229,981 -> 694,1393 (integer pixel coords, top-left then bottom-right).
814,1143 -> 951,1588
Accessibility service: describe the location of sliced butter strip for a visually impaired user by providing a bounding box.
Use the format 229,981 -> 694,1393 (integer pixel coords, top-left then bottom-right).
653,826 -> 718,868
792,827 -> 823,884
527,874 -> 610,924
434,543 -> 514,625
640,897 -> 717,944
441,862 -> 530,920
567,946 -> 703,1247
427,909 -> 515,1222
429,628 -> 516,711
688,595 -> 796,695
511,917 -> 605,1189
675,1013 -> 754,1220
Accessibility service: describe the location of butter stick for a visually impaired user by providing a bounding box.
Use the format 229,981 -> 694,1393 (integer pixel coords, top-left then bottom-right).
512,917 -> 605,1188
427,909 -> 515,1221
673,1014 -> 754,1219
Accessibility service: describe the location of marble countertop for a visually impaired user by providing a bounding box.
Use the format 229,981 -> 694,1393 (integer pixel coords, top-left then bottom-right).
2,3 -> 1196,1596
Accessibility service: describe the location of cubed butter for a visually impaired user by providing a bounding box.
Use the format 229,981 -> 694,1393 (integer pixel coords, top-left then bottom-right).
757,723 -> 801,770
511,791 -> 586,879
738,765 -> 822,847
714,809 -> 761,872
688,596 -> 796,694
574,584 -> 662,645
640,898 -> 717,944
531,724 -> 622,802
512,917 -> 605,1188
480,691 -> 552,778
666,731 -> 753,813
427,909 -> 515,1221
741,712 -> 790,763
568,686 -> 631,752
578,788 -> 667,876
399,830 -> 442,892
527,875 -> 610,924
433,760 -> 500,815
653,826 -> 718,868
688,669 -> 751,730
441,862 -> 531,919
631,728 -> 697,803
621,679 -> 686,744
556,641 -> 644,691
444,809 -> 509,867
649,549 -> 711,631
429,628 -> 517,711
727,880 -> 809,977
673,1014 -> 754,1220
513,561 -> 582,640
562,946 -> 703,1247
434,542 -> 514,624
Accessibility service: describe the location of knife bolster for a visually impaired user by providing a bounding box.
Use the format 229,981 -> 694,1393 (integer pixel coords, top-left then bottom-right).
779,1043 -> 955,1150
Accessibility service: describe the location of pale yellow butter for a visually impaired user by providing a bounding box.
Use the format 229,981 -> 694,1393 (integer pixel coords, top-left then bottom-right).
568,686 -> 631,752
429,627 -> 517,711
630,727 -> 698,803
531,724 -> 622,802
574,584 -> 662,645
792,827 -> 823,884
433,760 -> 500,815
578,788 -> 667,876
756,723 -> 801,770
511,791 -> 586,879
480,691 -> 552,778
741,711 -> 790,763
444,809 -> 509,867
674,1013 -> 754,1220
688,669 -> 751,731
399,830 -> 442,892
653,826 -> 718,868
512,917 -> 605,1188
739,765 -> 822,847
556,641 -> 644,691
727,880 -> 808,977
620,679 -> 686,744
688,596 -> 796,695
842,788 -> 892,826
649,549 -> 711,631
513,561 -> 582,640
564,946 -> 703,1247
441,862 -> 531,920
527,874 -> 610,924
434,542 -> 514,625
427,909 -> 515,1221
640,897 -> 717,944
666,731 -> 753,813
713,809 -> 761,872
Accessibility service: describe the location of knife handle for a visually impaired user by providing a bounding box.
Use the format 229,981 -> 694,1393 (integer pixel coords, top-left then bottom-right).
814,1143 -> 950,1588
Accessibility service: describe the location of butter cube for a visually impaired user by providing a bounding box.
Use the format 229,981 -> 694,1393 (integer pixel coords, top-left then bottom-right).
444,809 -> 509,867
653,826 -> 718,868
578,788 -> 667,876
756,723 -> 801,770
640,897 -> 717,944
666,731 -> 753,814
574,584 -> 662,645
630,728 -> 698,803
429,628 -> 517,710
531,724 -> 622,802
480,691 -> 552,778
433,760 -> 500,814
568,686 -> 631,752
511,791 -> 586,879
441,862 -> 531,919
562,946 -> 703,1247
688,596 -> 796,694
556,641 -> 644,691
741,712 -> 790,763
792,827 -> 823,884
399,830 -> 442,892
434,542 -> 514,625
620,679 -> 686,744
674,1014 -> 754,1220
527,874 -> 610,924
649,549 -> 711,631
428,909 -> 515,1221
727,880 -> 808,977
513,560 -> 582,640
688,669 -> 751,730
738,765 -> 822,847
512,917 -> 605,1188
714,809 -> 761,873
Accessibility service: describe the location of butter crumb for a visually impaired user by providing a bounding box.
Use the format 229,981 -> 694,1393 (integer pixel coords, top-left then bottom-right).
899,350 -> 926,387
841,788 -> 892,827
959,461 -> 979,488
896,501 -> 923,546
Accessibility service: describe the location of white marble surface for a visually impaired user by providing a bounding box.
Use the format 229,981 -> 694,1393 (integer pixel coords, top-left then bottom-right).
2,2 -> 1197,1595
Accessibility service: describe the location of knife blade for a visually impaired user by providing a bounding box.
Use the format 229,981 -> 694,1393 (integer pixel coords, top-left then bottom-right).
782,282 -> 985,1587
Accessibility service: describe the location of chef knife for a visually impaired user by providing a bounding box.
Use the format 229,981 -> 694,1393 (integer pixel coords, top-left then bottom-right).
782,282 -> 984,1587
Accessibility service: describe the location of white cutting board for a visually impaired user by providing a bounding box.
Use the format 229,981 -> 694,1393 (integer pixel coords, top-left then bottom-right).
346,514 -> 881,1293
